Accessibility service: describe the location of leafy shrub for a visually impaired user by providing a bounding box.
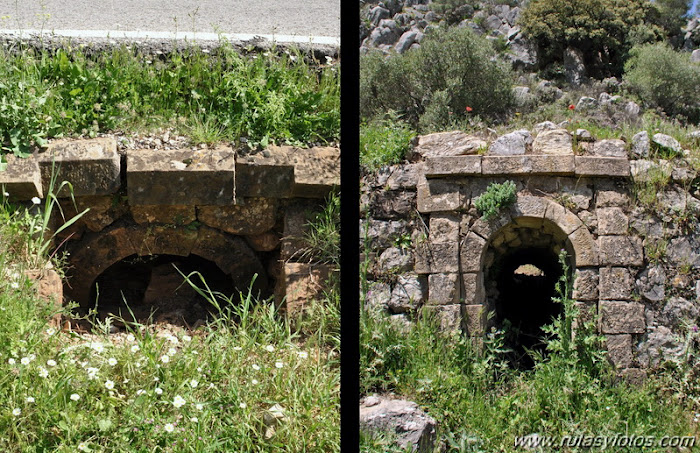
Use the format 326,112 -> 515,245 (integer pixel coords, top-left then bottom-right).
360,27 -> 514,131
360,116 -> 416,170
519,0 -> 663,78
624,43 -> 700,124
474,181 -> 517,220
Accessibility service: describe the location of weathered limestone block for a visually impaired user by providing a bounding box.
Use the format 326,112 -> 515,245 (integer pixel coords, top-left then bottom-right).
71,195 -> 125,232
245,231 -> 280,252
573,268 -> 598,301
424,304 -> 462,331
428,273 -> 459,305
596,190 -> 630,208
131,205 -> 196,225
281,263 -> 335,316
132,224 -> 199,257
360,397 -> 437,453
386,163 -> 423,190
424,156 -> 482,176
128,147 -> 234,205
417,179 -> 461,213
652,133 -> 681,155
378,247 -> 413,273
462,304 -> 485,336
462,273 -> 484,304
596,207 -> 628,235
567,226 -> 599,266
606,334 -> 634,368
631,131 -> 650,158
599,236 -> 644,266
488,130 -> 531,155
389,274 -> 427,313
544,202 -> 582,235
532,129 -> 572,155
364,282 -> 392,312
481,155 -> 574,174
192,227 -> 267,292
198,198 -> 277,235
39,138 -> 120,196
599,267 -> 633,300
661,296 -> 699,328
600,301 -> 645,334
429,213 -> 460,243
370,190 -> 416,219
281,200 -> 320,260
637,325 -> 685,367
286,146 -> 340,197
636,265 -> 666,302
459,232 -> 487,272
414,241 -> 459,274
361,219 -> 412,249
592,139 -> 627,158
667,237 -> 700,269
575,157 -> 630,176
235,146 -> 338,198
413,131 -> 486,158
0,154 -> 43,200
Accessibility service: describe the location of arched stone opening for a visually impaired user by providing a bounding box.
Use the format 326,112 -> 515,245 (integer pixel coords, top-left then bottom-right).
483,217 -> 575,368
88,253 -> 235,328
64,223 -> 268,329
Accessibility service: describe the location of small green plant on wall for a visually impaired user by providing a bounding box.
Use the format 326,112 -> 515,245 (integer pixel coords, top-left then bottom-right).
475,180 -> 517,220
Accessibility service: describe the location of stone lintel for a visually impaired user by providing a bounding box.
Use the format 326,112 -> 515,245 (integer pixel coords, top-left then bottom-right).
127,147 -> 234,205
38,137 -> 120,197
0,154 -> 43,200
424,156 -> 482,177
575,156 -> 630,177
481,155 -> 574,175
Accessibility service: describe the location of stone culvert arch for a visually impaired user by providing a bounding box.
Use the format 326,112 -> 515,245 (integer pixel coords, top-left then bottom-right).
0,137 -> 340,320
64,223 -> 266,308
460,196 -> 599,365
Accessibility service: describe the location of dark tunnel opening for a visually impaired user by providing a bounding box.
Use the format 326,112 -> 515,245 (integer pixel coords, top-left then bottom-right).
84,254 -> 236,330
492,247 -> 564,369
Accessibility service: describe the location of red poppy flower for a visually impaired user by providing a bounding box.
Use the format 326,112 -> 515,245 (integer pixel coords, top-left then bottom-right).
465,106 -> 473,112
568,104 -> 575,110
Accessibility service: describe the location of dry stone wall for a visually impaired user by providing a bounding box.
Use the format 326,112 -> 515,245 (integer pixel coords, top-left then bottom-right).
0,137 -> 339,315
362,125 -> 700,376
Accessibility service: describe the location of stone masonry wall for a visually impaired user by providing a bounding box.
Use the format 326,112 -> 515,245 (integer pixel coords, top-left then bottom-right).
362,123 -> 700,377
0,137 -> 340,315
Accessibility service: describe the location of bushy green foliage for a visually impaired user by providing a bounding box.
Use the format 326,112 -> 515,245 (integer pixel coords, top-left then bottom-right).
360,116 -> 416,170
519,0 -> 663,78
474,180 -> 517,220
624,43 -> 700,124
0,44 -> 339,155
360,27 -> 514,131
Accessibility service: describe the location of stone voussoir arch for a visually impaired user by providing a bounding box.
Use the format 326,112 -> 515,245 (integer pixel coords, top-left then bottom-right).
65,223 -> 266,308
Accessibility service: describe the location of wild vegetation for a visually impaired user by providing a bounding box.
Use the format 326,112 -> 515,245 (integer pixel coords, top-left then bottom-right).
360,253 -> 700,451
0,42 -> 339,159
359,0 -> 699,170
0,186 -> 340,451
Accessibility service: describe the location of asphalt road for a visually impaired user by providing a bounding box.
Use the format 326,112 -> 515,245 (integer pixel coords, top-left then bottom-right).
0,0 -> 339,43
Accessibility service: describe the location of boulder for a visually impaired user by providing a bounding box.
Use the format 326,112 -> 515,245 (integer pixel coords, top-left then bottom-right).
631,131 -> 649,159
652,133 -> 681,155
488,130 -> 532,155
360,396 -> 437,453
